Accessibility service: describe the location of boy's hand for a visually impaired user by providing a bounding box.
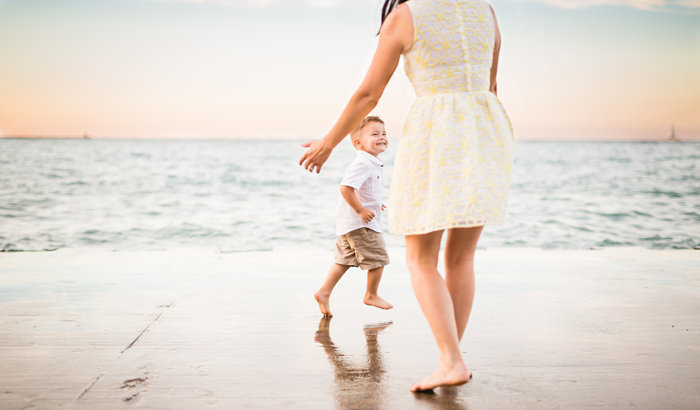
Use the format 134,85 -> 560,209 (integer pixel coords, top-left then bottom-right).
358,208 -> 376,223
381,203 -> 387,211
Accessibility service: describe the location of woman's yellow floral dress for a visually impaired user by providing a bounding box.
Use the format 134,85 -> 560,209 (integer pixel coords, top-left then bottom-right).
389,0 -> 515,235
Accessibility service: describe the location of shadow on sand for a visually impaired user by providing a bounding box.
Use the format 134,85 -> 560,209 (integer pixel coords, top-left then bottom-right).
314,317 -> 469,410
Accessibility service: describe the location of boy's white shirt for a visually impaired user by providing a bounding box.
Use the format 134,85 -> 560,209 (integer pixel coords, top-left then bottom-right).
336,150 -> 385,236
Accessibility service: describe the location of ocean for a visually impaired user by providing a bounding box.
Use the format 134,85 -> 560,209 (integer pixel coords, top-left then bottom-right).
1,139 -> 698,252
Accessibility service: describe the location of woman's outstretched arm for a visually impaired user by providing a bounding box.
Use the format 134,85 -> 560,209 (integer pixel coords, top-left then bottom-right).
299,4 -> 413,173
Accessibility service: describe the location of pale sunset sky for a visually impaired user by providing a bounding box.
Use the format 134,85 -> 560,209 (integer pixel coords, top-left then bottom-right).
0,0 -> 698,140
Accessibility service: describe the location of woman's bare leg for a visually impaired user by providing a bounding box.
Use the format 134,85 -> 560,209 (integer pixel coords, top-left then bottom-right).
406,230 -> 471,392
445,226 -> 483,342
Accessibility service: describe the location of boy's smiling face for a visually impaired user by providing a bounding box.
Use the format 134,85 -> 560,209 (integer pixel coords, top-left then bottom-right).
353,122 -> 388,157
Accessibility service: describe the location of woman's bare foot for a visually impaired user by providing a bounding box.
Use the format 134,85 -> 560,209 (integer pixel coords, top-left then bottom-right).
314,290 -> 332,317
410,360 -> 472,392
363,294 -> 394,310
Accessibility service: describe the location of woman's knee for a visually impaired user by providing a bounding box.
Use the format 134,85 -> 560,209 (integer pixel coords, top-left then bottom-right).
445,261 -> 474,276
405,253 -> 438,274
444,257 -> 474,273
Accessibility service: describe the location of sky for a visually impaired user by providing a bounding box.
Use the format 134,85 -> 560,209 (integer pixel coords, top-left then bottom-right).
0,0 -> 698,140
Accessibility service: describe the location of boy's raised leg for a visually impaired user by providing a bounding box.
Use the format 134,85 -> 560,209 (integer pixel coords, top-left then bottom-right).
363,266 -> 393,310
315,264 -> 351,317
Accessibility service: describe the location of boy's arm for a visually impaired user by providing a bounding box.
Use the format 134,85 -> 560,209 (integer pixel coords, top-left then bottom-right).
340,185 -> 375,223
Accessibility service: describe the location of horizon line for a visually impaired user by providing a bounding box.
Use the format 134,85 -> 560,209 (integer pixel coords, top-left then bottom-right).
3,136 -> 699,142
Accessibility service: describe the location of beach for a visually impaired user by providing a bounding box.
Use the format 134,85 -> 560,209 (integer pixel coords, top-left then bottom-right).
2,0 -> 699,408
1,247 -> 698,409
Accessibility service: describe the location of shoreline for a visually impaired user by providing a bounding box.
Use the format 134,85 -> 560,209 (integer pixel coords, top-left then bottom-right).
1,247 -> 698,409
2,245 -> 699,253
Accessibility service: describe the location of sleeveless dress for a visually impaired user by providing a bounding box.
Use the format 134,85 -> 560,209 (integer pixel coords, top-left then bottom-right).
388,0 -> 514,235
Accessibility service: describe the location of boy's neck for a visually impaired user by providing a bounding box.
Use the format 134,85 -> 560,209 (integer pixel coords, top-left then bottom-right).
358,149 -> 380,158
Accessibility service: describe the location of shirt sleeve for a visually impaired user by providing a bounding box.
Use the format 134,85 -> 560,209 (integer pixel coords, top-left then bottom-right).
340,161 -> 370,190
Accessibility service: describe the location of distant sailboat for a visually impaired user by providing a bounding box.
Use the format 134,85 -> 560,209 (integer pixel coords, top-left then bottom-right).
660,126 -> 680,142
669,126 -> 679,142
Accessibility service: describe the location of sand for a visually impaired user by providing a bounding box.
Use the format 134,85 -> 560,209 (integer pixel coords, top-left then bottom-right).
1,247 -> 699,409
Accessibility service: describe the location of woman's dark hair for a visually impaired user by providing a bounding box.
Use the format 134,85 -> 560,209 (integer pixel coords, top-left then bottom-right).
378,0 -> 408,35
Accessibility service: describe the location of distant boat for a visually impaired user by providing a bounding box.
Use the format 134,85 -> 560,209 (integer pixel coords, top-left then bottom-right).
83,133 -> 91,139
660,126 -> 680,142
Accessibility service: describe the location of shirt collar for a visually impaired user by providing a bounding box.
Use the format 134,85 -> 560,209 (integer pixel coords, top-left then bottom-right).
357,150 -> 384,166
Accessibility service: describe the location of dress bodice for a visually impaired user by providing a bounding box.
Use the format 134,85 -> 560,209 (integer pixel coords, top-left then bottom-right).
404,0 -> 495,97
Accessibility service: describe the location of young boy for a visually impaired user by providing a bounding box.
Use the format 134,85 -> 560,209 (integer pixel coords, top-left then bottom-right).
314,115 -> 394,317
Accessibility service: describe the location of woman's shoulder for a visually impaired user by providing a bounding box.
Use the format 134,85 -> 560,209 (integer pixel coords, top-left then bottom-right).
379,2 -> 415,51
383,2 -> 413,27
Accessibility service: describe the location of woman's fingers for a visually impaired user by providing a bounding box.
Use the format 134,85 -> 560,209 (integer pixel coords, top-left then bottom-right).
299,140 -> 313,166
303,155 -> 313,171
299,140 -> 318,167
300,139 -> 330,174
307,163 -> 322,173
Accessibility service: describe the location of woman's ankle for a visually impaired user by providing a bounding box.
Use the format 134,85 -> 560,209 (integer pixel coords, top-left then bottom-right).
440,352 -> 466,369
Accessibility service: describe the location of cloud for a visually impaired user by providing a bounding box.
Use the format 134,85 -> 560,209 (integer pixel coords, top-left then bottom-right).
146,0 -> 377,8
513,0 -> 700,11
143,0 -> 699,11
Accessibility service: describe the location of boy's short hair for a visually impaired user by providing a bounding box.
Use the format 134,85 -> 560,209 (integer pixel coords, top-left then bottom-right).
350,115 -> 385,140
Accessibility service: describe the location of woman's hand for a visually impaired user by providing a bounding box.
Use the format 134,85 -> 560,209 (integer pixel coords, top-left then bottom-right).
299,139 -> 332,173
298,4 -> 412,175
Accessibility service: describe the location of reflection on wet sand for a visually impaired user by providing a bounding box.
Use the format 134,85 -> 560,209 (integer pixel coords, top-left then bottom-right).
314,318 -> 391,410
413,386 -> 470,410
315,317 -> 470,410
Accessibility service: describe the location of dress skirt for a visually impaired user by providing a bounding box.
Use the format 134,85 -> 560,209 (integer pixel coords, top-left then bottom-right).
388,89 -> 514,235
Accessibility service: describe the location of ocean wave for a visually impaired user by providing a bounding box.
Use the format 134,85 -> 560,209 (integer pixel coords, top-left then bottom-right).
1,140 -> 698,251
646,189 -> 683,198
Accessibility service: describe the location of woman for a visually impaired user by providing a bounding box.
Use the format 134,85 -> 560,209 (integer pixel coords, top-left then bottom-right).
299,0 -> 514,392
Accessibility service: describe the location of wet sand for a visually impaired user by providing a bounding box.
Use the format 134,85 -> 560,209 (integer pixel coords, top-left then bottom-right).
1,247 -> 699,409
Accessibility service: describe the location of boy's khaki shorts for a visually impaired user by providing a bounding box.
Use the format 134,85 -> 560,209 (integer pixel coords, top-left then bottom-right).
334,228 -> 390,271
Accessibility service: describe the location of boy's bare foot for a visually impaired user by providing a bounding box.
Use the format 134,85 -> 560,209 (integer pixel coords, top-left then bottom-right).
314,316 -> 332,344
314,290 -> 332,317
363,294 -> 393,310
410,360 -> 472,392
